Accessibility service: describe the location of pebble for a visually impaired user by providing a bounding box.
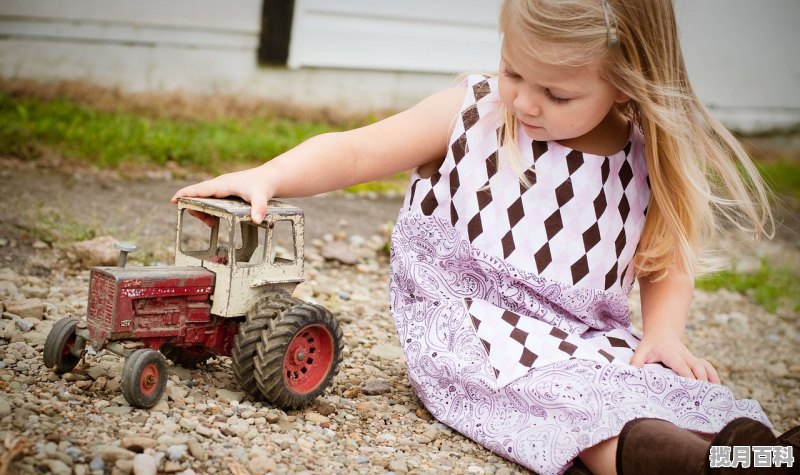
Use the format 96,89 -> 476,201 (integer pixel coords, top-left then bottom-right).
132,453 -> 158,475
0,208 -> 796,475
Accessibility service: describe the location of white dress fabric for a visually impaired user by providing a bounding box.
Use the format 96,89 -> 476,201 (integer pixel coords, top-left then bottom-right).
388,75 -> 771,474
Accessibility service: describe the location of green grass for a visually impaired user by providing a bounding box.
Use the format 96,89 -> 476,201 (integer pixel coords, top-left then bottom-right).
696,260 -> 800,313
0,92 -> 337,171
758,161 -> 800,200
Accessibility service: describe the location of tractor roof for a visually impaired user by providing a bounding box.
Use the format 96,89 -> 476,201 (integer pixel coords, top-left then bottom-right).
177,197 -> 303,220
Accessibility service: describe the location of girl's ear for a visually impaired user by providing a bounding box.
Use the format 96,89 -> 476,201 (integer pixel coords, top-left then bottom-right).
614,88 -> 631,104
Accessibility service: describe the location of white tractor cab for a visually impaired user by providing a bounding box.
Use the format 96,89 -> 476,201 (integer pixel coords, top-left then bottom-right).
175,197 -> 305,318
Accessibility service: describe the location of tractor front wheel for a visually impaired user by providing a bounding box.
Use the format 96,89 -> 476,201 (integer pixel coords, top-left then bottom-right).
254,303 -> 344,409
43,317 -> 82,373
121,349 -> 167,409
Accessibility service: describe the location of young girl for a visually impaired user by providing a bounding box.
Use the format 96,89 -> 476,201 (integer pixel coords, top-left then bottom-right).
174,0 -> 798,473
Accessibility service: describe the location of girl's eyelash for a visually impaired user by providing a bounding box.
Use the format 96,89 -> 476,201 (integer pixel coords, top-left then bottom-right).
545,89 -> 569,104
502,68 -> 520,79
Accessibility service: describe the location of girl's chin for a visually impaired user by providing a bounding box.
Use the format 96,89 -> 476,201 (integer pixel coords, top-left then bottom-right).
520,123 -> 549,139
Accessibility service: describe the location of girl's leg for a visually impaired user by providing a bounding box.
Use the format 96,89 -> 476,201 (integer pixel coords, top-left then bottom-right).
577,437 -> 618,475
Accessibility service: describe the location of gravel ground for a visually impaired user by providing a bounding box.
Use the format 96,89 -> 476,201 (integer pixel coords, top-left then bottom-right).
0,158 -> 798,475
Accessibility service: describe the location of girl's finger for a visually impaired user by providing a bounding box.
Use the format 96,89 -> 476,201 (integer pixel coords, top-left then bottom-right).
250,193 -> 270,224
701,358 -> 721,384
663,354 -> 694,380
688,357 -> 709,382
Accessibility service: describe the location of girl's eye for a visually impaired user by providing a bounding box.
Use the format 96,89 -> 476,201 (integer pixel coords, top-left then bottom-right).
545,89 -> 570,104
502,68 -> 521,80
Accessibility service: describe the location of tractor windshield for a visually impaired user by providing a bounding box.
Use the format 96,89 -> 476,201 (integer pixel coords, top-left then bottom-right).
178,209 -> 233,264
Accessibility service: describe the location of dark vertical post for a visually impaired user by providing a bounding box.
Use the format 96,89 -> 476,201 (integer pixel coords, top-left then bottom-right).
258,0 -> 295,65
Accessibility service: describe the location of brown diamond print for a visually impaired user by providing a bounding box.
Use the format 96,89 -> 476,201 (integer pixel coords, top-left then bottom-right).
501,230 -> 516,259
510,327 -> 528,345
566,150 -> 584,175
534,243 -> 552,273
467,213 -> 483,242
501,310 -> 520,326
420,189 -> 438,216
462,104 -> 479,131
607,336 -> 631,349
558,341 -> 578,355
519,348 -> 538,367
570,255 -> 590,284
544,209 -> 563,240
582,223 -> 601,252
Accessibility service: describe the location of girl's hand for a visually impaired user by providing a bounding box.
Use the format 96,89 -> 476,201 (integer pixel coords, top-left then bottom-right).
629,329 -> 720,384
171,166 -> 274,224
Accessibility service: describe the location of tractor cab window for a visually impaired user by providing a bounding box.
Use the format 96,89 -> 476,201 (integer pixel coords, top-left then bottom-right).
233,221 -> 267,267
179,209 -> 232,263
270,219 -> 296,265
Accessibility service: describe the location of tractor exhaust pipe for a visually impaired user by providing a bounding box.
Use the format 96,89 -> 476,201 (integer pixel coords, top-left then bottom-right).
114,242 -> 137,268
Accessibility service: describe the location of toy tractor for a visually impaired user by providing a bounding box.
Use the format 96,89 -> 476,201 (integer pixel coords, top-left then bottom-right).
43,197 -> 344,409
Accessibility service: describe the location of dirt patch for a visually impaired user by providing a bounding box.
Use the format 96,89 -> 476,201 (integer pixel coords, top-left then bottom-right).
0,156 -> 404,271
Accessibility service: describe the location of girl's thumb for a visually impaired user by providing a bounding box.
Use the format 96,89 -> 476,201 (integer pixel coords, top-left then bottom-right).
251,198 -> 268,224
629,349 -> 646,368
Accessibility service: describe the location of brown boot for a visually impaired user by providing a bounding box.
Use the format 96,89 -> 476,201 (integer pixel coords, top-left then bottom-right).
616,417 -> 786,475
709,417 -> 786,475
616,418 -> 711,475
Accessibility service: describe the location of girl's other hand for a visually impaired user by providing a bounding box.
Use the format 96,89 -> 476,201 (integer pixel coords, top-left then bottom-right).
629,330 -> 720,384
171,166 -> 274,224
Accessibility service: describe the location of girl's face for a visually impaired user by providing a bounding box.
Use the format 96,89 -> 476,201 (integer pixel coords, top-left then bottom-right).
498,37 -> 629,149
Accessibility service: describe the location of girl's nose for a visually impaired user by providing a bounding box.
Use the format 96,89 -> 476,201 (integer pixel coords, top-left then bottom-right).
514,91 -> 541,117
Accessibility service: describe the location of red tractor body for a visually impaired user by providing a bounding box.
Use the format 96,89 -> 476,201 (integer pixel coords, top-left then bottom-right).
86,266 -> 237,357
44,198 -> 344,410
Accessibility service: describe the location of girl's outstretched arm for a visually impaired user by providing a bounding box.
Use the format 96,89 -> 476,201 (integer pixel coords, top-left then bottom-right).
172,85 -> 465,223
631,269 -> 720,384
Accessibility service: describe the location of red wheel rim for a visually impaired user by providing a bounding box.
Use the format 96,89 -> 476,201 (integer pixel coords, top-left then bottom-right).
283,324 -> 334,394
61,337 -> 75,359
139,363 -> 160,397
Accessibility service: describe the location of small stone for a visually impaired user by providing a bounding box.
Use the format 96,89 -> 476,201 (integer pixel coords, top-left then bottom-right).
162,460 -> 182,473
102,406 -> 132,415
247,455 -> 277,473
216,389 -> 245,404
305,412 -> 330,425
342,387 -> 361,399
115,459 -> 134,475
320,241 -> 358,265
6,299 -> 45,319
32,240 -> 49,249
100,446 -> 136,463
44,458 -> 71,475
120,437 -> 158,453
132,453 -> 158,475
69,236 -> 120,267
368,343 -> 405,360
13,316 -> 34,332
167,444 -> 188,461
388,459 -> 408,473
361,378 -> 391,396
315,400 -> 336,416
187,439 -> 206,461
415,407 -> 434,422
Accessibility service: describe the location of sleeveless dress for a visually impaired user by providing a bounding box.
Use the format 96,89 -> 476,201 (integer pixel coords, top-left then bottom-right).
388,75 -> 771,475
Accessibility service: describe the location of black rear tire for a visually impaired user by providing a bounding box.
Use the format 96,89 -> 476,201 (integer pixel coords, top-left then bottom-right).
121,349 -> 167,409
254,303 -> 344,409
43,317 -> 82,373
231,292 -> 300,397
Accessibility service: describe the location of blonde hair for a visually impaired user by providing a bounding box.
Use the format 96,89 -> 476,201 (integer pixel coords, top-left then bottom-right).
498,0 -> 774,279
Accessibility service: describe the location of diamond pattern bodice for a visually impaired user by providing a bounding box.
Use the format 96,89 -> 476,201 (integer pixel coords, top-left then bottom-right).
402,75 -> 650,293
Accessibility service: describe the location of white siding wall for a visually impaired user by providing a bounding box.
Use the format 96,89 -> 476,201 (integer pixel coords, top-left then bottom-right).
288,0 -> 500,73
0,1 -> 798,131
